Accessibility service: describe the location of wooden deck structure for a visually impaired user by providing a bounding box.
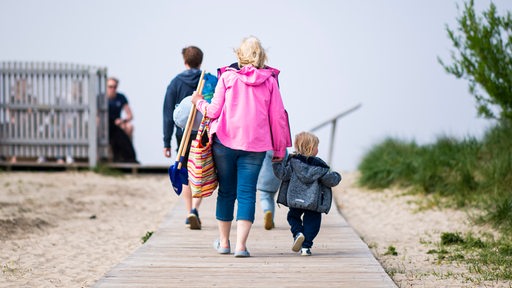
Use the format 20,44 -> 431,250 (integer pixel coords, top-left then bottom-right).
0,61 -> 109,167
0,161 -> 168,174
93,193 -> 397,287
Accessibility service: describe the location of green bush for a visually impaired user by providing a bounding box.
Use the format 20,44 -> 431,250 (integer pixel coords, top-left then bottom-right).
358,120 -> 511,235
358,138 -> 420,189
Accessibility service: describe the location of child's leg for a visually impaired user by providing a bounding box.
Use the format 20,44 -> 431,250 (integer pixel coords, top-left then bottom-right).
257,151 -> 280,227
260,191 -> 276,230
302,211 -> 322,248
287,208 -> 304,237
259,191 -> 276,215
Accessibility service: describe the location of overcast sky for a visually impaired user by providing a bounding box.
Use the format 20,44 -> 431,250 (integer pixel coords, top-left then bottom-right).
2,0 -> 510,171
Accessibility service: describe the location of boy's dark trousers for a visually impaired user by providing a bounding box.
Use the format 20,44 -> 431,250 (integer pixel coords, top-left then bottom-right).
287,207 -> 322,249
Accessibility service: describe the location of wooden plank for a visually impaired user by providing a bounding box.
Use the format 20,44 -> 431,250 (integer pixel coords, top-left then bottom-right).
93,193 -> 397,288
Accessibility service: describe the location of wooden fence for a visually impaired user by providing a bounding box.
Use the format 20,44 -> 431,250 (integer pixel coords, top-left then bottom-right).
0,62 -> 109,167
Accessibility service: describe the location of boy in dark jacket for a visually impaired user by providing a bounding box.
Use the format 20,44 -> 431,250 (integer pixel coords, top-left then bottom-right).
273,132 -> 342,256
162,46 -> 204,230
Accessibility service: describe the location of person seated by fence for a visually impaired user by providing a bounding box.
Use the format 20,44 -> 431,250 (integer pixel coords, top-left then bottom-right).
107,77 -> 138,163
107,77 -> 134,139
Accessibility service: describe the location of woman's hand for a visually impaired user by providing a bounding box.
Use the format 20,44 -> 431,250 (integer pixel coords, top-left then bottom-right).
191,91 -> 204,105
272,156 -> 284,162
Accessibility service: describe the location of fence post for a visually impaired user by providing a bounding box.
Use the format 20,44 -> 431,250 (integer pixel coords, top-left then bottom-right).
88,68 -> 98,168
328,119 -> 337,166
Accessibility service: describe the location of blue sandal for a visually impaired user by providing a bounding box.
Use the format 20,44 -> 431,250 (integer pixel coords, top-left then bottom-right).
234,249 -> 250,258
213,239 -> 231,254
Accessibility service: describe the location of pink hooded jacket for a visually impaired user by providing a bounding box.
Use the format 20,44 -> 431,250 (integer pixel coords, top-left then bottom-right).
196,65 -> 291,158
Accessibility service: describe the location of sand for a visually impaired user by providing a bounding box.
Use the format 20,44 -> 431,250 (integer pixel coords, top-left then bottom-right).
0,171 -> 510,287
336,172 -> 510,288
0,172 -> 174,288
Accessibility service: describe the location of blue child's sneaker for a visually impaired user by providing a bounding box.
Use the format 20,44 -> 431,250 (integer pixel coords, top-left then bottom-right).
301,248 -> 312,256
292,232 -> 305,252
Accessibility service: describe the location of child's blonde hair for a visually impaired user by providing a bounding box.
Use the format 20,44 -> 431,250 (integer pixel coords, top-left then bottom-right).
294,132 -> 319,157
235,36 -> 267,69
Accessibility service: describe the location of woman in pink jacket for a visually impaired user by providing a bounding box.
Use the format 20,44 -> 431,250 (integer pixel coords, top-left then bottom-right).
191,36 -> 290,257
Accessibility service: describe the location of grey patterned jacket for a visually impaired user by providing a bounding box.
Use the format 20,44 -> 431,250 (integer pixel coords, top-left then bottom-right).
273,153 -> 342,214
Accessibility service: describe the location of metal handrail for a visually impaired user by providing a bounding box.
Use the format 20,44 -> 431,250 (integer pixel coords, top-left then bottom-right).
310,103 -> 362,166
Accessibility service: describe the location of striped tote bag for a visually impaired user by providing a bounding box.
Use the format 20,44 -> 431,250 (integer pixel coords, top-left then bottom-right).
187,114 -> 218,198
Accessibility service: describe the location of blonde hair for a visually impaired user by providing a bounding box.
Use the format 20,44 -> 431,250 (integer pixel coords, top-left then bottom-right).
294,132 -> 319,157
235,36 -> 267,69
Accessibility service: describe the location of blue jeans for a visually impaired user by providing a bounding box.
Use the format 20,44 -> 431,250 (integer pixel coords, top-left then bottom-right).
287,208 -> 322,249
213,137 -> 265,223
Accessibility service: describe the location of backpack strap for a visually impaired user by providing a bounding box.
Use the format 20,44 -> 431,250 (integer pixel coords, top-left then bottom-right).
217,62 -> 239,79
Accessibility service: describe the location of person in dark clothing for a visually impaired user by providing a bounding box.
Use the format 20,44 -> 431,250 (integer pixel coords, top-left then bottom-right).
107,77 -> 134,139
273,132 -> 342,256
109,123 -> 137,163
163,46 -> 204,230
107,77 -> 138,163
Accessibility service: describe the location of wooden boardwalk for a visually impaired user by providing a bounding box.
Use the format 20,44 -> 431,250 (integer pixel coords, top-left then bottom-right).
0,161 -> 168,174
93,193 -> 397,288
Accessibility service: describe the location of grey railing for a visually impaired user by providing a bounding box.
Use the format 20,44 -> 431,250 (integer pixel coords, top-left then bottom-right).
310,103 -> 362,166
0,61 -> 109,167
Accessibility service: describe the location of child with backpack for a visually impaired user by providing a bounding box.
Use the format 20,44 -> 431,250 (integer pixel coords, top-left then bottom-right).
272,131 -> 342,256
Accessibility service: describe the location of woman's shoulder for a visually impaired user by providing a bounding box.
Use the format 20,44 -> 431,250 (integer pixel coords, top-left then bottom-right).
218,68 -> 239,85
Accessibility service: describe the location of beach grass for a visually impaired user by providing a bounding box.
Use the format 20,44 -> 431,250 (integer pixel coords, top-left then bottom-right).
92,164 -> 124,176
427,231 -> 512,280
357,119 -> 512,281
